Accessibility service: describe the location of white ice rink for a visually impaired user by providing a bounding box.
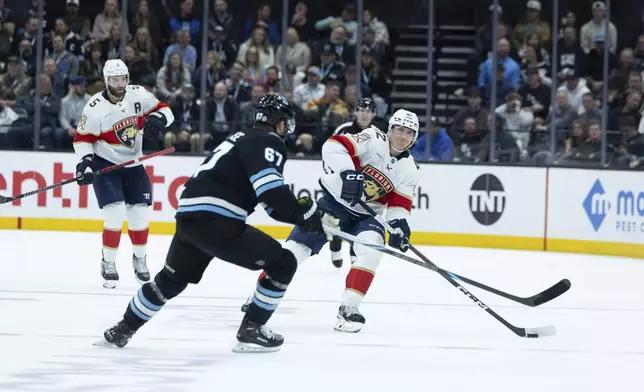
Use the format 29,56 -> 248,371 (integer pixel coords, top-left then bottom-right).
1,230 -> 643,391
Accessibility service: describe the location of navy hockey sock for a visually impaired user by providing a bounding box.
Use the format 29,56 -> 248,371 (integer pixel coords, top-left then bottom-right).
123,283 -> 166,330
246,276 -> 287,325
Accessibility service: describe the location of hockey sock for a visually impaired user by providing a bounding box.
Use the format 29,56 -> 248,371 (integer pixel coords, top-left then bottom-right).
124,283 -> 165,331
246,276 -> 287,325
128,228 -> 149,258
342,266 -> 375,307
102,229 -> 121,262
127,205 -> 149,258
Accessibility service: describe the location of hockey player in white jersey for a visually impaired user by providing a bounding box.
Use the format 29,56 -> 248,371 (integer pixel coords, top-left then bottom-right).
329,97 -> 377,268
244,109 -> 420,332
73,59 -> 175,288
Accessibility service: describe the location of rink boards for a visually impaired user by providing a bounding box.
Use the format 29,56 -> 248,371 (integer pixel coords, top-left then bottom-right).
0,151 -> 642,259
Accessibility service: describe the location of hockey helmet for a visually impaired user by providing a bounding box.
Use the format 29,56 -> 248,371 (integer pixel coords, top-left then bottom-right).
103,59 -> 129,89
254,94 -> 296,135
355,97 -> 376,112
388,109 -> 419,152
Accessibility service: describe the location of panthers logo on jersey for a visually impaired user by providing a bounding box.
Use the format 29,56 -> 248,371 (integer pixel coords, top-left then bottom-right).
361,165 -> 394,202
113,116 -> 140,148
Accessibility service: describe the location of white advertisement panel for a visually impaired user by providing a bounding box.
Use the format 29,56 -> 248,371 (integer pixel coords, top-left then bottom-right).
547,168 -> 644,244
411,165 -> 546,237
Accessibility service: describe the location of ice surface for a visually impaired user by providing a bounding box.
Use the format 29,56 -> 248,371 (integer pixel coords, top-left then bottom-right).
0,230 -> 643,392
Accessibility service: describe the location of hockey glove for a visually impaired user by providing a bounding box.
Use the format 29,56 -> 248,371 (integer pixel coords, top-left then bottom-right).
388,219 -> 411,252
296,197 -> 339,240
75,154 -> 95,185
142,112 -> 167,135
339,170 -> 364,206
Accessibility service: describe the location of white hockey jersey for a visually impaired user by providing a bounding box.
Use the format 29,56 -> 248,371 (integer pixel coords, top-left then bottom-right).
73,85 -> 174,166
321,126 -> 419,221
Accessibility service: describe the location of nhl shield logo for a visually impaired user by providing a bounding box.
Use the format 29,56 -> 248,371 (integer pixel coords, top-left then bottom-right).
361,165 -> 394,202
113,116 -> 140,148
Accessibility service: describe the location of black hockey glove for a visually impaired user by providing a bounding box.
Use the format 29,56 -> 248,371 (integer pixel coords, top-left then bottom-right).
143,112 -> 167,135
75,154 -> 95,185
339,170 -> 364,206
296,197 -> 339,240
388,219 -> 410,252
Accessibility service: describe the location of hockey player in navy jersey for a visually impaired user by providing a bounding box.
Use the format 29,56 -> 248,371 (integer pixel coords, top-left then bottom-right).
99,94 -> 338,353
74,59 -> 175,288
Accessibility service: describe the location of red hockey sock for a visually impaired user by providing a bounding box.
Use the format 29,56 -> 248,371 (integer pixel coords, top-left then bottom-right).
345,267 -> 375,296
128,228 -> 149,258
102,228 -> 122,262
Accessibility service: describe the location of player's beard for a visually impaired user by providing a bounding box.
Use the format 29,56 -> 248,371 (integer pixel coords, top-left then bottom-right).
107,85 -> 126,102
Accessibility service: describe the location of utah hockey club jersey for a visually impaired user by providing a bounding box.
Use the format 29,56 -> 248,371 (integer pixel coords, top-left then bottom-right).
321,126 -> 419,221
73,85 -> 173,165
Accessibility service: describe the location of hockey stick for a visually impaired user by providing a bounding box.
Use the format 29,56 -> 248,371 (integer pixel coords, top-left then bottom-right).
354,200 -> 570,307
323,224 -> 556,339
0,147 -> 176,204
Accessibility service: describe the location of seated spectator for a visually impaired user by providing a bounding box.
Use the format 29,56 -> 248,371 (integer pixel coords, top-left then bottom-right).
239,84 -> 266,127
362,9 -> 389,45
156,52 -> 191,104
557,68 -> 591,114
314,25 -> 356,66
0,56 -> 32,100
275,27 -> 311,89
58,76 -> 90,149
263,66 -> 282,94
304,81 -> 349,140
16,16 -> 39,54
495,92 -> 534,155
163,29 -> 197,72
452,116 -> 487,162
563,120 -> 603,163
49,18 -> 84,63
317,45 -> 345,85
451,87 -> 489,135
480,63 -> 516,108
315,4 -> 358,45
51,34 -> 79,80
241,46 -> 266,85
540,89 -> 577,141
519,67 -> 551,120
43,57 -> 66,98
131,27 -> 159,70
612,115 -> 644,166
209,0 -> 234,39
224,61 -> 251,103
208,81 -> 240,146
17,39 -> 36,77
290,2 -> 315,44
514,1 -> 551,48
123,45 -> 154,85
243,4 -> 279,45
343,64 -> 372,100
584,33 -> 617,93
361,27 -> 386,63
579,92 -> 602,121
169,0 -> 200,43
131,0 -> 163,49
608,90 -> 642,131
360,48 -> 391,109
518,33 -> 550,84
475,5 -> 516,57
558,11 -> 578,41
82,43 -> 104,80
626,71 -> 644,96
165,83 -> 202,152
635,34 -> 644,71
64,0 -> 91,40
411,117 -> 454,162
92,0 -> 128,41
237,26 -> 275,71
557,26 -> 586,83
580,1 -> 617,54
343,84 -> 358,113
6,75 -> 61,149
478,113 -> 521,162
565,119 -> 587,153
207,25 -> 238,69
193,50 -> 227,96
478,38 -> 521,91
611,49 -> 637,93
292,65 -> 325,109
100,23 -> 124,60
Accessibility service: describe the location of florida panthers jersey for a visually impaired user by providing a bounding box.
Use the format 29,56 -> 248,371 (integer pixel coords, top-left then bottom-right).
321,126 -> 419,221
73,85 -> 174,166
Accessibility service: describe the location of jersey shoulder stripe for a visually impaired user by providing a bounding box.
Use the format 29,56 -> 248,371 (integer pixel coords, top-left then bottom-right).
334,122 -> 354,135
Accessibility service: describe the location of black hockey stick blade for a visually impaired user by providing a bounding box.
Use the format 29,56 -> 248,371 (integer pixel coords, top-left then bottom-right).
324,226 -> 558,339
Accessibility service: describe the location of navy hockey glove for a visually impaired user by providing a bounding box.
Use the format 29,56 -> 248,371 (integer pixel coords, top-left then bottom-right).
297,197 -> 339,240
143,112 -> 167,135
75,154 -> 95,185
388,219 -> 411,252
339,170 -> 364,206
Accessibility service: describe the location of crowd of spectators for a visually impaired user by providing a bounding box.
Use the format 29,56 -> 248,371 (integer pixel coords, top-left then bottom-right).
0,0 -> 394,155
412,0 -> 644,169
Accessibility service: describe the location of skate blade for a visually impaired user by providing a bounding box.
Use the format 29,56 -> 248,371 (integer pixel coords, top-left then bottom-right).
334,319 -> 363,333
232,342 -> 281,353
103,280 -> 117,289
92,338 -> 122,348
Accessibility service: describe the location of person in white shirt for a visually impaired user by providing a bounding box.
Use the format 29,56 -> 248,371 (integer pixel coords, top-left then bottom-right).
557,68 -> 591,114
580,1 -> 617,54
292,65 -> 326,109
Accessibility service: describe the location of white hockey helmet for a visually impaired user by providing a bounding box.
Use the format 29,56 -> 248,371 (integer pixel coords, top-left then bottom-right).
103,59 -> 129,88
388,109 -> 419,151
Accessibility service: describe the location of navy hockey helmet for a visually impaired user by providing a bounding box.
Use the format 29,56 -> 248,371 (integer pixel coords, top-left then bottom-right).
355,97 -> 376,112
254,94 -> 296,134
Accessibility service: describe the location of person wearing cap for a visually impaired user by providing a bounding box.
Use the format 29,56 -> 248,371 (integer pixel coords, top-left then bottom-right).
314,4 -> 358,45
581,1 -> 618,54
584,33 -> 617,93
64,0 -> 91,40
557,68 -> 591,113
0,56 -> 32,100
58,76 -> 90,149
514,1 -> 551,48
292,65 -> 325,109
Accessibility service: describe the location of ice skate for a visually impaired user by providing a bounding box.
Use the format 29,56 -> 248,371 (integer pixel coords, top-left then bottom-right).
331,251 -> 343,268
132,254 -> 150,284
334,305 -> 365,333
233,315 -> 283,353
240,296 -> 251,313
101,259 -> 119,289
96,320 -> 136,348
